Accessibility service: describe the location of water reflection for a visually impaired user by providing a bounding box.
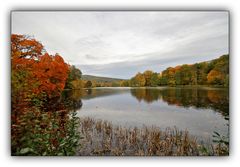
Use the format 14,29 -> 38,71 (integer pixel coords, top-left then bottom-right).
62,87 -> 228,140
130,88 -> 229,117
61,90 -> 83,111
62,87 -> 229,118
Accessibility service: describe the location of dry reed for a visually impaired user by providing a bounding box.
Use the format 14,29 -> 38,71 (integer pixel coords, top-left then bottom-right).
77,117 -> 227,156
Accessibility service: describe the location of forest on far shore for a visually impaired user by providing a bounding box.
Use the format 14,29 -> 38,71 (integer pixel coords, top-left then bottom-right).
66,54 -> 229,88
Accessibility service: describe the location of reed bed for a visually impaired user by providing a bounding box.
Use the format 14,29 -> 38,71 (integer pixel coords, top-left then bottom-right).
77,117 -> 227,156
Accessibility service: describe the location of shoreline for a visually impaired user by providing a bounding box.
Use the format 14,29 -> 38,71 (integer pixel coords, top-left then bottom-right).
64,85 -> 229,91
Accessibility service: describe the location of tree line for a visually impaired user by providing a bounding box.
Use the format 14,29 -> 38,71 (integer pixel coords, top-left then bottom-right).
65,54 -> 229,89
120,54 -> 229,87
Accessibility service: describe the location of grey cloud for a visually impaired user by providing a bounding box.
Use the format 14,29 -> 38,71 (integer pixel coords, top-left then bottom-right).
12,11 -> 228,78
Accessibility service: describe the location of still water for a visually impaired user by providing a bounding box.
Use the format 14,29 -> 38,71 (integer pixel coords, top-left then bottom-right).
63,87 -> 229,140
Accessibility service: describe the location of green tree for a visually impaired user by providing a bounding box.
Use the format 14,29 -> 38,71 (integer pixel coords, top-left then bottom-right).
65,65 -> 82,89
120,80 -> 130,87
159,74 -> 168,86
149,73 -> 160,86
194,63 -> 208,85
84,80 -> 92,88
143,70 -> 154,86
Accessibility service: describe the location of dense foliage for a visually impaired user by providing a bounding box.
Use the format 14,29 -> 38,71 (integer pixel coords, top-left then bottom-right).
11,34 -> 80,155
85,55 -> 229,88
65,65 -> 82,89
118,55 -> 229,87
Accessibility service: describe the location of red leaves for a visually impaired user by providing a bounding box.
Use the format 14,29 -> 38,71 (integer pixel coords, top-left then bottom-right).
11,34 -> 70,111
32,53 -> 69,97
11,34 -> 75,155
11,34 -> 44,60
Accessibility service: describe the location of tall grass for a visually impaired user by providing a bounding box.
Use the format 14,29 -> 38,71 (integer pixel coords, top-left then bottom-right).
77,117 -> 228,156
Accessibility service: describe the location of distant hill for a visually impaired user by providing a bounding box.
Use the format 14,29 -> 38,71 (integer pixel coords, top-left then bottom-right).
82,75 -> 125,83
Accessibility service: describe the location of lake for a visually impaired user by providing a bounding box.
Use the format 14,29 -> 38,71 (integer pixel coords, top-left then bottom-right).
63,87 -> 229,141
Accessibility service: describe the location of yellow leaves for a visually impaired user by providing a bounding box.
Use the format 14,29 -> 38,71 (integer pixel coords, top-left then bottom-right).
71,80 -> 83,89
135,73 -> 146,87
143,70 -> 153,86
207,70 -> 224,85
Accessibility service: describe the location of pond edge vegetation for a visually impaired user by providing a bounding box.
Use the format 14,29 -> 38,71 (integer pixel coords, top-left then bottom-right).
78,117 -> 229,156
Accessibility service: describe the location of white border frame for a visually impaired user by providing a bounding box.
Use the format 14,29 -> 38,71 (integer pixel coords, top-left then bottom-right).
1,0 -> 239,167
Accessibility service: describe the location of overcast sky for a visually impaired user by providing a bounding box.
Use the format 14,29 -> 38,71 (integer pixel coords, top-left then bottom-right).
12,11 -> 228,79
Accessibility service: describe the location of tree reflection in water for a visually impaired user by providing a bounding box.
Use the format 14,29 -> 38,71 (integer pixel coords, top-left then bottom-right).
61,90 -> 83,111
62,87 -> 229,118
130,87 -> 229,118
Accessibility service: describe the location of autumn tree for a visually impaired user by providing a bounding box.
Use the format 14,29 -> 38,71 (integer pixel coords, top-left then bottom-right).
207,70 -> 225,85
130,72 -> 146,87
33,53 -> 69,97
11,34 -> 72,155
11,34 -> 45,119
120,80 -> 130,87
11,34 -> 44,60
146,55 -> 228,87
203,55 -> 228,86
135,72 -> 146,87
143,70 -> 154,86
85,80 -> 93,88
11,34 -> 69,116
161,67 -> 176,86
71,80 -> 84,89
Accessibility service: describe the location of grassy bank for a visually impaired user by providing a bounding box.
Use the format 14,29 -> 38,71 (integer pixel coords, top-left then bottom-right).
77,117 -> 228,156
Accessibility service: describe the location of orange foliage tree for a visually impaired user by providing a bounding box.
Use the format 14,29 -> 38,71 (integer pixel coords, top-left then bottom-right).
11,34 -> 69,118
11,34 -> 76,155
33,53 -> 69,97
11,34 -> 45,121
207,70 -> 225,85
